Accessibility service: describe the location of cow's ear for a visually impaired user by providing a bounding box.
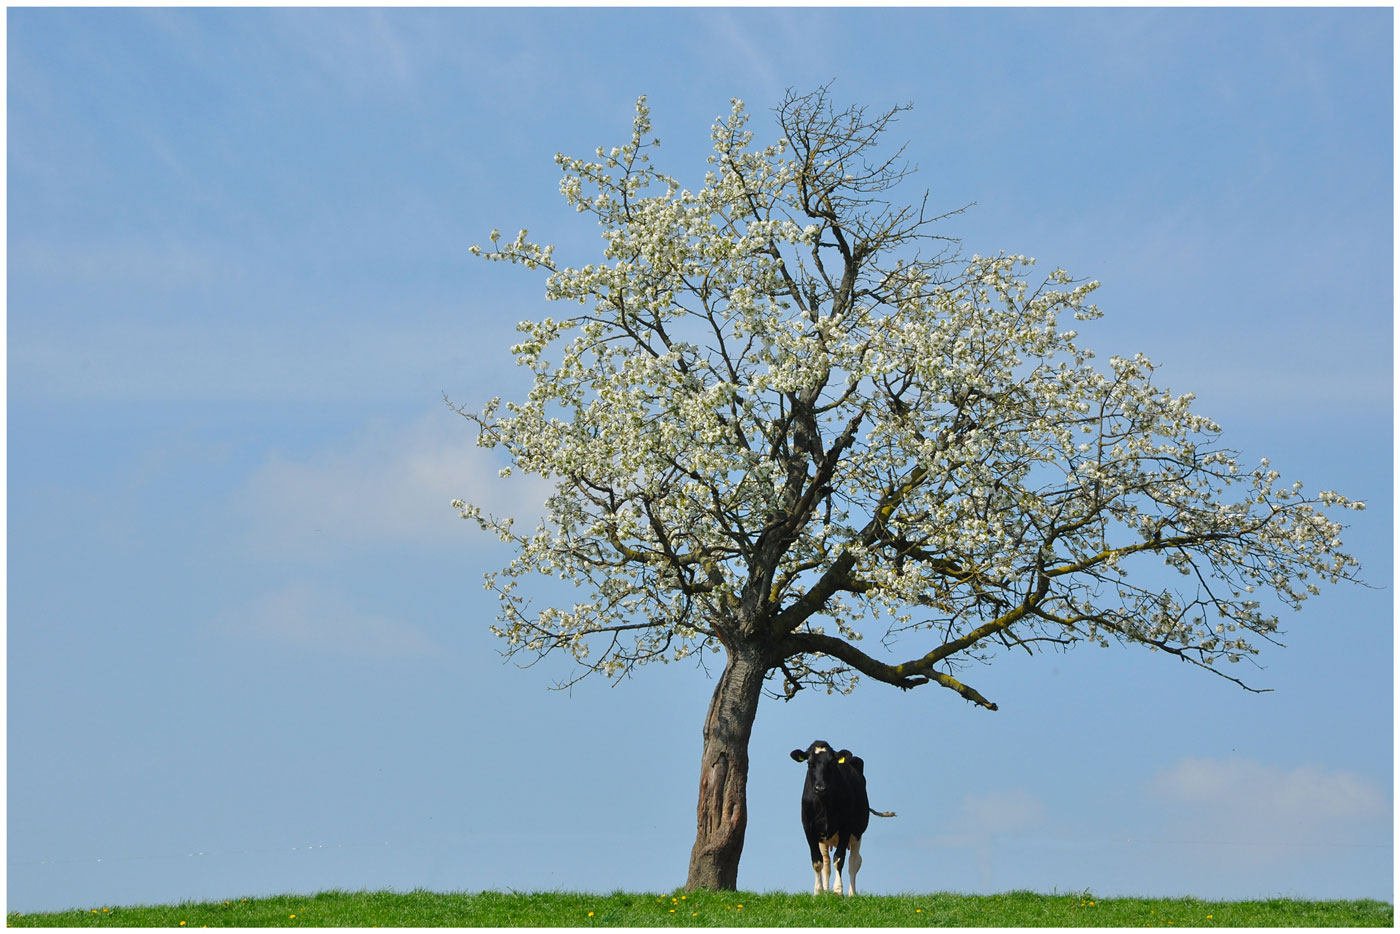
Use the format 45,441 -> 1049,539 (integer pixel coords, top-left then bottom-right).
837,749 -> 854,764
790,749 -> 808,762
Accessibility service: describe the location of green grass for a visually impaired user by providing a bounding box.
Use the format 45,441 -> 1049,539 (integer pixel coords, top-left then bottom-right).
6,889 -> 1392,927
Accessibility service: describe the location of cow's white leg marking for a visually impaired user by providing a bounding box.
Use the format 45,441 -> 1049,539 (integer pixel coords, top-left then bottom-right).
817,838 -> 833,893
823,834 -> 841,895
847,835 -> 862,897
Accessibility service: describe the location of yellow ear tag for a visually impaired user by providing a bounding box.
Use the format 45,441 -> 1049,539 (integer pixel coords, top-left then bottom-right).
837,756 -> 847,764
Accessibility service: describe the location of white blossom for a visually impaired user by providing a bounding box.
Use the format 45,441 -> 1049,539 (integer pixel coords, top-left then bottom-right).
451,91 -> 1364,702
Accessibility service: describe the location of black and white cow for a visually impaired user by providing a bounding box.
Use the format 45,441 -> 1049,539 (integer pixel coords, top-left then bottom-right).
790,740 -> 896,895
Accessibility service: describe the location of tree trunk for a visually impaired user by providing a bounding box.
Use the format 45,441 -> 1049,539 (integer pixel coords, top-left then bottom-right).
684,646 -> 767,891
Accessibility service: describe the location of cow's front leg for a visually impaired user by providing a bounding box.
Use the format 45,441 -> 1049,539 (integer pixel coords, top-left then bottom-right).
816,839 -> 832,893
831,834 -> 847,895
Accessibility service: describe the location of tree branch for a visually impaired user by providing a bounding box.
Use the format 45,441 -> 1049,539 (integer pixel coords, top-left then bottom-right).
780,630 -> 999,710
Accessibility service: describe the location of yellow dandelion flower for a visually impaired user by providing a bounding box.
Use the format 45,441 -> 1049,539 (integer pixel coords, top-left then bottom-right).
180,923 -> 187,927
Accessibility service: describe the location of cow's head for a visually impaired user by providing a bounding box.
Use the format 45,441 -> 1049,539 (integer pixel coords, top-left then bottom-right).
790,740 -> 849,796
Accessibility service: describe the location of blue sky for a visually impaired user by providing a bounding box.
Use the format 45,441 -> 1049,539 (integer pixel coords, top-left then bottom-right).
7,7 -> 1392,913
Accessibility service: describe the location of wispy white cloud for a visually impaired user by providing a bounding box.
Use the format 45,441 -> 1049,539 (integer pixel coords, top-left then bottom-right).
12,238 -> 234,291
268,8 -> 418,96
1147,756 -> 1390,841
8,310 -> 514,403
910,788 -> 1049,892
960,788 -> 1047,836
705,10 -> 782,100
915,787 -> 1048,850
231,408 -> 552,561
213,581 -> 438,659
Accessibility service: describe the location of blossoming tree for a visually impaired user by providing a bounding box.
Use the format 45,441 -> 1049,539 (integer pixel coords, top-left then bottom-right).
452,87 -> 1363,891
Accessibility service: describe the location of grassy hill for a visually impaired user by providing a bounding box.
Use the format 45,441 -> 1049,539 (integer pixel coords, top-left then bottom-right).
7,889 -> 1393,927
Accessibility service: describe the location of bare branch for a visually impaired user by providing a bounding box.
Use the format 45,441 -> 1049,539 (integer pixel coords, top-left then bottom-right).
780,630 -> 998,710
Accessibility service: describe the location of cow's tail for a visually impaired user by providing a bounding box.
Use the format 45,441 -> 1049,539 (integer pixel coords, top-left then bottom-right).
869,808 -> 896,818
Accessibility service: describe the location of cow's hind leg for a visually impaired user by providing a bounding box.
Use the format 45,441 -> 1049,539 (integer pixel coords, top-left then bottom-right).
847,835 -> 863,896
831,834 -> 848,896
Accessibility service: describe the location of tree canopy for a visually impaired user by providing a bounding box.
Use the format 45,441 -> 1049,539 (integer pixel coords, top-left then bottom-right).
455,88 -> 1363,714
